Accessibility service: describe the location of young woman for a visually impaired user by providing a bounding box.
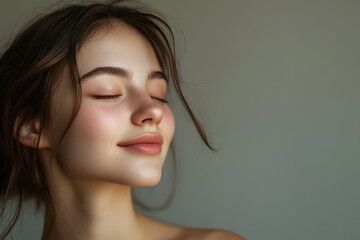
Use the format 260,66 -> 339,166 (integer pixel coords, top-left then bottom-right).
0,1 -> 245,239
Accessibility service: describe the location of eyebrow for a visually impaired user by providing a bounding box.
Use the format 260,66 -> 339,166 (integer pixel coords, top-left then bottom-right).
79,66 -> 168,83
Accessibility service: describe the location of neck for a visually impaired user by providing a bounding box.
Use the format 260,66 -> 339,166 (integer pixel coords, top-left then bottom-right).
41,180 -> 146,240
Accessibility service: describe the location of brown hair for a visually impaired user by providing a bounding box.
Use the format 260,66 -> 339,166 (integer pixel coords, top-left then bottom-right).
0,0 -> 217,239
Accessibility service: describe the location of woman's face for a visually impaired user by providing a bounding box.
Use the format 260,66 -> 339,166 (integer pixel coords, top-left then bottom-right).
44,23 -> 175,187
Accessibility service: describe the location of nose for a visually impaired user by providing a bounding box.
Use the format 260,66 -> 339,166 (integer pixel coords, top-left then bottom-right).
130,91 -> 164,127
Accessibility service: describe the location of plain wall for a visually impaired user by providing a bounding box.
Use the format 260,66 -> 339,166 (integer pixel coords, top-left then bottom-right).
1,0 -> 359,240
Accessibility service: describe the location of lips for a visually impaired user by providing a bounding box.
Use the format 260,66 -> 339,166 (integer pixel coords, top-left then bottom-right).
117,134 -> 163,155
117,134 -> 163,146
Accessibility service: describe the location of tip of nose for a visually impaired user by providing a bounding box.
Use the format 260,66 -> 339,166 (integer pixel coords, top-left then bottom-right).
131,101 -> 163,126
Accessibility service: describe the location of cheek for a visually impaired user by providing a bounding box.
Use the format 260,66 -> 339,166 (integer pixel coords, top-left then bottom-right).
56,104 -> 126,174
161,106 -> 175,142
71,104 -> 121,142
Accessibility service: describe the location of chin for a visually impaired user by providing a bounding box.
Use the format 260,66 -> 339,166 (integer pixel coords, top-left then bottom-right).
130,171 -> 162,187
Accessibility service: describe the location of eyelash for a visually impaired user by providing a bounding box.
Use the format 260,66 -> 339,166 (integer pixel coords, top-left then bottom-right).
94,95 -> 168,103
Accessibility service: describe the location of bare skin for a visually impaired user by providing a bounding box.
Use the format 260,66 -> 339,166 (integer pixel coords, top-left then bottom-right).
136,213 -> 246,240
18,21 -> 245,240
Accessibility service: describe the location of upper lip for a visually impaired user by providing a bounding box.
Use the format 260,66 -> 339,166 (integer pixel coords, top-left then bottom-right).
117,134 -> 163,146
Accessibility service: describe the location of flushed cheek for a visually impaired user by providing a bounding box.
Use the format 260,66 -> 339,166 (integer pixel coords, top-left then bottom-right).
73,104 -> 123,143
162,107 -> 175,140
56,104 -> 126,175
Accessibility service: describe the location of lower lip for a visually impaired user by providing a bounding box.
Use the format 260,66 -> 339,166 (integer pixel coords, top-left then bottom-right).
120,143 -> 162,155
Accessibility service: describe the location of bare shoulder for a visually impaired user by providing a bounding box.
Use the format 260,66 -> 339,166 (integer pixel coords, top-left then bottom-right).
201,229 -> 246,240
180,228 -> 246,240
140,214 -> 246,240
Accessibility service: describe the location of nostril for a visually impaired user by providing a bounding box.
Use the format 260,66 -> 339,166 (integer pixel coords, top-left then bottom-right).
141,118 -> 153,123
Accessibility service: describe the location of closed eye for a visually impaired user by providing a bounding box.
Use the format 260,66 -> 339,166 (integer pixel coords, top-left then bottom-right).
151,97 -> 169,104
94,95 -> 168,103
94,95 -> 122,99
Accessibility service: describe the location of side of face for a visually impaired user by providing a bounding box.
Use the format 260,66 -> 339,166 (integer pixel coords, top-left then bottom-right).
41,22 -> 175,187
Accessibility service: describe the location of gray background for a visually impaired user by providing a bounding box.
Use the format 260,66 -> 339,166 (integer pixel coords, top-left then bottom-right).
1,0 -> 359,239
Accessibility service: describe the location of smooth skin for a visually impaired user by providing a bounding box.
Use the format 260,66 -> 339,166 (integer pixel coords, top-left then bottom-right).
18,21 -> 245,240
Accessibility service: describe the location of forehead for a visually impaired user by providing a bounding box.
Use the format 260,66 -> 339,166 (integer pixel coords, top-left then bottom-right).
76,22 -> 161,76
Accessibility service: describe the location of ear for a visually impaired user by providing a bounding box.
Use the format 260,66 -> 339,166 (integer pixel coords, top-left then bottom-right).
13,117 -> 51,149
